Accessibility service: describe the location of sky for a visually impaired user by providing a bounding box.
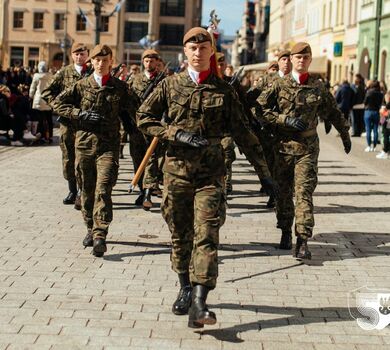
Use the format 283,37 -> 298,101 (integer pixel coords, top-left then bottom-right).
201,0 -> 246,37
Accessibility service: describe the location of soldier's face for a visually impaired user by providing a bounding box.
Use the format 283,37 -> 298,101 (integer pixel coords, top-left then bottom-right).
143,58 -> 157,72
217,61 -> 227,76
291,53 -> 312,73
278,56 -> 292,74
72,50 -> 89,66
91,55 -> 113,76
184,41 -> 213,72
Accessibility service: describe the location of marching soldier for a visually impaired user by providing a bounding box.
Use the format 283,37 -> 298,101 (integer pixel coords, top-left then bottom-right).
216,53 -> 236,195
128,49 -> 165,209
42,43 -> 90,210
53,44 -> 138,257
258,42 -> 351,259
137,27 -> 277,328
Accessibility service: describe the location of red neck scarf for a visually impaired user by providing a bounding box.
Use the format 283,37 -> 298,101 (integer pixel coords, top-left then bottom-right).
149,71 -> 157,80
197,69 -> 211,84
102,74 -> 110,86
81,64 -> 87,75
299,73 -> 309,85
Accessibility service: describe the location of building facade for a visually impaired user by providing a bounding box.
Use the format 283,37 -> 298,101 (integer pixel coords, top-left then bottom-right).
231,0 -> 270,67
358,0 -> 390,86
1,0 -> 202,69
268,0 -> 360,85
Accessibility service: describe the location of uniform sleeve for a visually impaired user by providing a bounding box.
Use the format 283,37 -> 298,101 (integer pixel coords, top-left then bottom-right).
52,82 -> 82,120
137,80 -> 180,141
41,70 -> 64,106
319,88 -> 350,136
229,91 -> 271,179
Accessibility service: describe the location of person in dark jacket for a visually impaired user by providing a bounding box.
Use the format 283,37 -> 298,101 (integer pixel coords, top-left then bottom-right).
10,84 -> 32,146
351,74 -> 366,137
335,80 -> 355,121
364,80 -> 384,152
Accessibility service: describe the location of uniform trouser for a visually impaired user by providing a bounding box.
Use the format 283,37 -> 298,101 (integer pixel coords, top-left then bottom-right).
143,140 -> 166,189
76,143 -> 119,239
161,173 -> 226,289
59,123 -> 77,182
128,129 -> 148,189
274,142 -> 319,238
220,137 -> 236,188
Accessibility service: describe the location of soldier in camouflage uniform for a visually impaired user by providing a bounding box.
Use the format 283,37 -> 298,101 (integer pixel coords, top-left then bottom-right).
53,44 -> 138,257
42,43 -> 90,210
249,51 -> 293,209
216,53 -> 236,195
258,43 -> 351,259
137,27 -> 277,328
128,49 -> 165,210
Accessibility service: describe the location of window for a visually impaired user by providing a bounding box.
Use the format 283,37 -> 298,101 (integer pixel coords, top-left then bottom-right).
159,24 -> 184,45
28,47 -> 39,69
76,14 -> 87,31
54,13 -> 65,30
101,16 -> 109,32
13,11 -> 24,28
10,47 -> 24,67
126,0 -> 149,13
124,22 -> 148,42
160,0 -> 185,17
33,12 -> 44,29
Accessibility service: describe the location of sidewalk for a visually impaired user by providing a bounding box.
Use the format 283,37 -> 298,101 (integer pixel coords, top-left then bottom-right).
0,128 -> 389,350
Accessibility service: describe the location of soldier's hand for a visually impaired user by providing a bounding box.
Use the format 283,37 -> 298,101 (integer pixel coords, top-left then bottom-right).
260,177 -> 279,198
175,130 -> 209,148
78,110 -> 102,127
341,135 -> 352,154
285,116 -> 308,131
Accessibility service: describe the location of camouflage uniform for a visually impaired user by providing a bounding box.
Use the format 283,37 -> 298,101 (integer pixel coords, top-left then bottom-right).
42,65 -> 87,183
129,73 -> 165,190
137,71 -> 271,289
258,74 -> 350,238
53,75 -> 137,238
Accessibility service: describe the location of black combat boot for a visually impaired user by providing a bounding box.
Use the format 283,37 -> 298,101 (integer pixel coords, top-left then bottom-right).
74,190 -> 82,211
188,285 -> 216,328
82,229 -> 93,247
294,236 -> 311,260
92,238 -> 107,257
172,273 -> 192,315
279,230 -> 292,250
142,188 -> 153,211
266,194 -> 275,208
63,180 -> 77,204
135,189 -> 145,206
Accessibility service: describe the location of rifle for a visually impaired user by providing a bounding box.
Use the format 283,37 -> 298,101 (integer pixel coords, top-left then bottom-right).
128,62 -> 170,193
229,66 -> 245,87
141,62 -> 170,102
111,63 -> 125,78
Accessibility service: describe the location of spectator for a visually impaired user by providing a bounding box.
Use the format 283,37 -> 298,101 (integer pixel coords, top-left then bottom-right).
363,80 -> 384,152
0,85 -> 12,140
335,80 -> 355,122
376,91 -> 390,159
351,74 -> 366,137
10,84 -> 36,146
29,61 -> 53,142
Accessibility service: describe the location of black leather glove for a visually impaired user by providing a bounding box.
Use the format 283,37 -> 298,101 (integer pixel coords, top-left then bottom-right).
341,135 -> 352,154
175,130 -> 209,148
324,120 -> 332,134
285,116 -> 308,131
78,110 -> 102,130
260,177 -> 279,198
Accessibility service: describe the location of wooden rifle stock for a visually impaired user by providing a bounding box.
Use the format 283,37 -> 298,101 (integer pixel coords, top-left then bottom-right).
128,137 -> 159,193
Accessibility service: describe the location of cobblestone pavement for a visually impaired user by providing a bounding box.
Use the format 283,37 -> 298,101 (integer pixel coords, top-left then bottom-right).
0,127 -> 389,350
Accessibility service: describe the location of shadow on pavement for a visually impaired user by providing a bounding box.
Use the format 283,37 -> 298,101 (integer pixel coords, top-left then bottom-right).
196,304 -> 357,343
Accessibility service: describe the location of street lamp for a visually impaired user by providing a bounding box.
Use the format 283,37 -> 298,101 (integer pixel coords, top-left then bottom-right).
92,0 -> 103,45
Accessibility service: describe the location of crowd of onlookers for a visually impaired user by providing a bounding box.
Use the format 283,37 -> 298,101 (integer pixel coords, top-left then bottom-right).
334,74 -> 390,160
0,63 -> 55,146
